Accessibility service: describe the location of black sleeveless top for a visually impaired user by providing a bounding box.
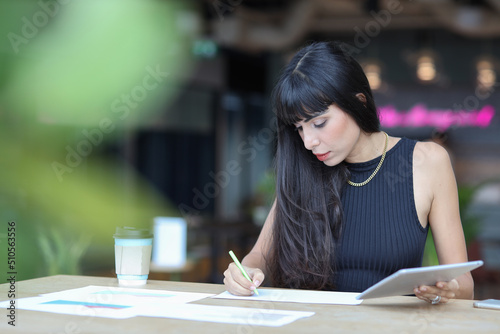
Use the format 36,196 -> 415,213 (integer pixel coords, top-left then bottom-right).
334,137 -> 429,292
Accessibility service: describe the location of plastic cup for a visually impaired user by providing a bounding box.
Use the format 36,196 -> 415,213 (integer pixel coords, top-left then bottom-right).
113,227 -> 153,286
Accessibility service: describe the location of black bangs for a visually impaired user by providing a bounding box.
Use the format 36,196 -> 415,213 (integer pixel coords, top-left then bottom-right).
273,72 -> 334,126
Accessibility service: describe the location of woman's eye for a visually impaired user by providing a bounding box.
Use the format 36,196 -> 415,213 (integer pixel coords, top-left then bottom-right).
314,121 -> 326,128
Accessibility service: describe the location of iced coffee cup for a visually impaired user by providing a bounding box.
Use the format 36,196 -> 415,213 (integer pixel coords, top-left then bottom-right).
113,227 -> 153,286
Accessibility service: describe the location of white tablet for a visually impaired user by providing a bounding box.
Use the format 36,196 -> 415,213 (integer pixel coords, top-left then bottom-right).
356,260 -> 484,300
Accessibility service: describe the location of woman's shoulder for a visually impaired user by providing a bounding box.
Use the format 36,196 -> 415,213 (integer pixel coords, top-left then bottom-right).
413,140 -> 452,172
412,140 -> 455,211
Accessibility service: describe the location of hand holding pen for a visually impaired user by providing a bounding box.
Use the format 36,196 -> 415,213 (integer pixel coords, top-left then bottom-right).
224,250 -> 264,296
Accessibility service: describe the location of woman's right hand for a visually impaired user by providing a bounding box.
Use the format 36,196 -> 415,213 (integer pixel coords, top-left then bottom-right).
223,262 -> 265,296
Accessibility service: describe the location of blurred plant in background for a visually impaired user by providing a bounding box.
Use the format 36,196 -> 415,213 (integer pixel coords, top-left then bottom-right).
0,0 -> 196,282
250,169 -> 276,226
255,169 -> 276,208
38,227 -> 91,276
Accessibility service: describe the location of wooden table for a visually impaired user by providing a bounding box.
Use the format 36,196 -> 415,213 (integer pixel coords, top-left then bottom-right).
0,275 -> 499,333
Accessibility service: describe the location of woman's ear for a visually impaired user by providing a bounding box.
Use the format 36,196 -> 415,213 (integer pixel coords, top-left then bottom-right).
355,93 -> 367,106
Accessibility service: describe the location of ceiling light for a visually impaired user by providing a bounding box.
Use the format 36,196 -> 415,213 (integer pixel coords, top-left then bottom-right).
416,55 -> 436,82
476,59 -> 496,89
363,62 -> 382,91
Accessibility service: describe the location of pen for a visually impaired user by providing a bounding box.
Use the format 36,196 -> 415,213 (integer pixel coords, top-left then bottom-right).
228,250 -> 259,295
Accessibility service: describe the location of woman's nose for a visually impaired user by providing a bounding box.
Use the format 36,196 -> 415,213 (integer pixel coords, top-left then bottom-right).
302,129 -> 319,150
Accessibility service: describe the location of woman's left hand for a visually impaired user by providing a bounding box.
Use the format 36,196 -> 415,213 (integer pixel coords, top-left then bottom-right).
414,279 -> 459,304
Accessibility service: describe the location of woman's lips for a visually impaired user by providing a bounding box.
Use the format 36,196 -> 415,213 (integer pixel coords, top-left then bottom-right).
314,152 -> 330,161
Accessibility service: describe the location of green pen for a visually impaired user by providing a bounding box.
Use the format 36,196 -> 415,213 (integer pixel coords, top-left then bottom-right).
229,250 -> 259,295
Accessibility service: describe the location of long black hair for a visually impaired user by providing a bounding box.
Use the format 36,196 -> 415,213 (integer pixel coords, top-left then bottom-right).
267,41 -> 380,290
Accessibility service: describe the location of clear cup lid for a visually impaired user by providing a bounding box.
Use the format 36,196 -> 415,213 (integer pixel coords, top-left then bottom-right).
113,226 -> 153,239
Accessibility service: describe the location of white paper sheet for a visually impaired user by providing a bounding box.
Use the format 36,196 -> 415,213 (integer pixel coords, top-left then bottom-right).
40,285 -> 214,305
0,296 -> 136,319
213,288 -> 363,305
0,285 -> 214,319
139,303 -> 315,327
1,285 -> 317,326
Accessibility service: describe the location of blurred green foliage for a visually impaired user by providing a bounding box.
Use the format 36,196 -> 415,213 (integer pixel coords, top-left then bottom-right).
38,226 -> 92,276
0,0 -> 196,282
255,169 -> 276,208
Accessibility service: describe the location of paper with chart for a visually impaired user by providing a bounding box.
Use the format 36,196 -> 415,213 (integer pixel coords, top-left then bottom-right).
1,285 -> 315,326
40,285 -> 214,305
213,288 -> 363,305
138,303 -> 315,327
0,295 -> 136,319
0,285 -> 214,319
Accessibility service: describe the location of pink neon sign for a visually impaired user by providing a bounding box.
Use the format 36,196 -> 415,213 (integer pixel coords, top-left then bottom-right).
378,104 -> 495,130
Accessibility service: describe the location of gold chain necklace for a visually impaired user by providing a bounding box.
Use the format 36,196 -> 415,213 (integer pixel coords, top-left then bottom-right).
347,131 -> 389,187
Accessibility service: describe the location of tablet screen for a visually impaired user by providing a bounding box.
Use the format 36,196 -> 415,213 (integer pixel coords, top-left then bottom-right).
356,260 -> 483,300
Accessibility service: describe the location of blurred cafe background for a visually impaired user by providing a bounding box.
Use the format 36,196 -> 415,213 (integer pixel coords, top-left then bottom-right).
0,0 -> 499,298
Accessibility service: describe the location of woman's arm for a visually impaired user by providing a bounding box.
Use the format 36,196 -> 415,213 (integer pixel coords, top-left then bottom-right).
223,200 -> 275,295
414,142 -> 474,302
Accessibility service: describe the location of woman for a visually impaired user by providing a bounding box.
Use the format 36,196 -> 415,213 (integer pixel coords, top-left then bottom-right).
223,41 -> 474,304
